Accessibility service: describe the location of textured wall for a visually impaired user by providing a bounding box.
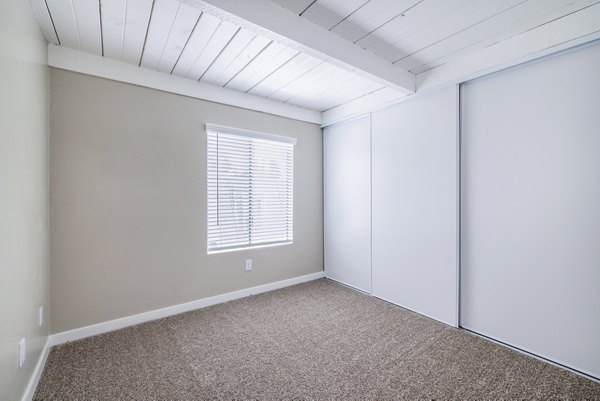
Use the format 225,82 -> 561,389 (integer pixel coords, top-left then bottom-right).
0,1 -> 50,400
50,69 -> 323,333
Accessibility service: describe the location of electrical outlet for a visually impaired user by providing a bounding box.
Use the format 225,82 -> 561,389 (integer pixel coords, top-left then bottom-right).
245,259 -> 252,271
18,338 -> 26,368
38,306 -> 44,327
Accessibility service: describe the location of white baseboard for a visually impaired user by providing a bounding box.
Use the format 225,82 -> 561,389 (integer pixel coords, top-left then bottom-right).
21,336 -> 51,401
50,271 -> 325,347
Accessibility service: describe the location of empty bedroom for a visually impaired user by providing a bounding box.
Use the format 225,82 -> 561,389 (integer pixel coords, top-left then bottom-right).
1,0 -> 600,400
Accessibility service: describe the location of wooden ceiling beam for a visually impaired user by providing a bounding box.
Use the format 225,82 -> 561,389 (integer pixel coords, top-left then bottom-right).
180,0 -> 416,95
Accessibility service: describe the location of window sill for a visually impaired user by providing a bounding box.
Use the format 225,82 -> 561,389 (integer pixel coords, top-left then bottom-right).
207,241 -> 293,255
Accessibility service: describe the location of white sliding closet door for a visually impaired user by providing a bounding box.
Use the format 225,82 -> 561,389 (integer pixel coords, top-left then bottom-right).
461,42 -> 600,379
323,115 -> 371,293
371,86 -> 458,326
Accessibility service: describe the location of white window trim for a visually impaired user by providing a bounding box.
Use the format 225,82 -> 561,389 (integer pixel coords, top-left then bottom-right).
205,123 -> 297,145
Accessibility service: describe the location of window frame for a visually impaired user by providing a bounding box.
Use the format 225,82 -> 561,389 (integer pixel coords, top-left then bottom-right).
206,123 -> 297,254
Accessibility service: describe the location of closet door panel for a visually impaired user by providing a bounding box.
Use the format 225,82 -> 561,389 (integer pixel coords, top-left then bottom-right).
323,115 -> 371,293
461,41 -> 600,378
372,86 -> 458,326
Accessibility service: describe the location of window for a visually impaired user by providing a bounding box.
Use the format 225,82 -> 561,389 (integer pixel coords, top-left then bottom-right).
206,124 -> 296,253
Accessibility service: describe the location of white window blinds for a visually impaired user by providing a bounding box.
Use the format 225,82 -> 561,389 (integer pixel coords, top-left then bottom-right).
206,124 -> 296,253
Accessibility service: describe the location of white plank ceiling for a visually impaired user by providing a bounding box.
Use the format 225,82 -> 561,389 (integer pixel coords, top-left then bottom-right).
31,0 -> 600,116
273,0 -> 600,75
31,0 -> 395,113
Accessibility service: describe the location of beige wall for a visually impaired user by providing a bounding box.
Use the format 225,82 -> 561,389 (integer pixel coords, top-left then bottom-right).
50,69 -> 323,333
0,1 -> 50,400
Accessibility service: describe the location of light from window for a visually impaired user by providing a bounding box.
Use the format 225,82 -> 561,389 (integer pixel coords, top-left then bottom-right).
206,124 -> 296,253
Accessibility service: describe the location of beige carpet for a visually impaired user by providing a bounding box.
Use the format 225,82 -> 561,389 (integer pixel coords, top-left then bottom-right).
34,279 -> 600,400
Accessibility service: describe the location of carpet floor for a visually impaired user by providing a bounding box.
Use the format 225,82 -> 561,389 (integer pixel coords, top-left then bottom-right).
34,279 -> 600,400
